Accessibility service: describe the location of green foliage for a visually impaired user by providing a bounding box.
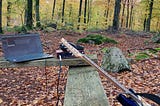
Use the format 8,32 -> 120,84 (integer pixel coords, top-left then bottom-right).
155,48 -> 160,51
101,47 -> 108,53
13,25 -> 27,33
135,52 -> 150,61
77,34 -> 118,45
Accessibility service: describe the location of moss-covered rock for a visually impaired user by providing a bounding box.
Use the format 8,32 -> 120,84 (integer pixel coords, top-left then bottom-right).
152,33 -> 160,43
77,34 -> 118,45
102,47 -> 130,72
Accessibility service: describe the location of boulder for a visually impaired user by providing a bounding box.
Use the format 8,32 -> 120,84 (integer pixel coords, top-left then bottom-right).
102,47 -> 130,72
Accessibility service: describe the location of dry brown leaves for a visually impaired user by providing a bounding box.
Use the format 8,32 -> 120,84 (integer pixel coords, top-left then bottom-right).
0,31 -> 159,106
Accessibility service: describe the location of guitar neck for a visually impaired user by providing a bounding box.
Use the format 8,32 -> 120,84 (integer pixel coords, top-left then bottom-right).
61,38 -> 146,105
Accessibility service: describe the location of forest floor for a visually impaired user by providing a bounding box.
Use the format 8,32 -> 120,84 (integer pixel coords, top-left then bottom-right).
0,30 -> 160,106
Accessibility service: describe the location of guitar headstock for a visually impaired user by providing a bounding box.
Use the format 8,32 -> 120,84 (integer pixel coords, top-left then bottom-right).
61,38 -> 83,57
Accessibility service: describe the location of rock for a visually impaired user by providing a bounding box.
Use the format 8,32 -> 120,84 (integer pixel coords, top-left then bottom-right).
102,47 -> 131,72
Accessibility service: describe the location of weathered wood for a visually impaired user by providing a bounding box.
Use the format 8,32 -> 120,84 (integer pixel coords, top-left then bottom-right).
102,47 -> 130,72
64,66 -> 109,106
0,55 -> 97,68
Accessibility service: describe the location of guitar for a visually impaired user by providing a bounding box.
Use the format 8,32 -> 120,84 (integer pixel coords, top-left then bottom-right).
61,38 -> 151,106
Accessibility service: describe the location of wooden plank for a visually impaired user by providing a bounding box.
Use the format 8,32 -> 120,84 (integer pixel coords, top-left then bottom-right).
64,66 -> 109,106
0,55 -> 97,68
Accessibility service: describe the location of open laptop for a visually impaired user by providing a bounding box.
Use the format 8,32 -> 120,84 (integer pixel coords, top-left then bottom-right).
1,33 -> 53,62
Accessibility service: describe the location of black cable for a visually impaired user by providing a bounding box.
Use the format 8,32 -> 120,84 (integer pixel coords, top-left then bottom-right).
44,59 -> 48,94
56,55 -> 62,106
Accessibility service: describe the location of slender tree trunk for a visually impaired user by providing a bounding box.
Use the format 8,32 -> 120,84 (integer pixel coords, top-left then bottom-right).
0,0 -> 2,33
52,0 -> 56,19
145,0 -> 154,32
156,17 -> 160,31
129,0 -> 133,29
77,0 -> 83,29
62,0 -> 66,23
112,0 -> 121,31
26,0 -> 33,29
143,17 -> 147,31
84,0 -> 87,23
35,0 -> 41,27
104,0 -> 111,26
87,0 -> 92,23
126,0 -> 129,28
7,2 -> 12,26
121,0 -> 126,28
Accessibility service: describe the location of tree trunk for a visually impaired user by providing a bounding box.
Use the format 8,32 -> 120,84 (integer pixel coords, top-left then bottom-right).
145,0 -> 154,32
52,0 -> 56,19
121,0 -> 126,28
35,0 -> 41,27
0,0 -> 2,33
112,0 -> 121,31
102,47 -> 130,72
62,0 -> 66,23
104,0 -> 111,26
7,2 -> 12,26
129,0 -> 133,29
87,0 -> 92,23
84,0 -> 87,24
126,0 -> 129,28
26,0 -> 33,29
77,0 -> 83,29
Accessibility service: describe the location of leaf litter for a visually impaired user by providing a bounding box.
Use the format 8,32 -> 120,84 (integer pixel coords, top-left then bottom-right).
0,30 -> 159,106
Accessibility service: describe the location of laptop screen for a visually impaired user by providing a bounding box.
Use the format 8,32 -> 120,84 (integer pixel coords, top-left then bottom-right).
1,34 -> 43,58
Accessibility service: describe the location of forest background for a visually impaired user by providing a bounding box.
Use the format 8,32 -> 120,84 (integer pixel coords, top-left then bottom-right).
0,0 -> 160,33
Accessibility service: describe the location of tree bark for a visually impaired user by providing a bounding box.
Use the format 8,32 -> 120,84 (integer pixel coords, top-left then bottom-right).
0,0 -> 2,33
102,47 -> 130,72
129,0 -> 133,29
26,0 -> 33,29
121,0 -> 126,28
77,0 -> 83,29
62,0 -> 66,23
84,0 -> 87,23
112,0 -> 121,31
52,0 -> 56,19
145,0 -> 154,32
126,0 -> 129,28
104,0 -> 111,26
87,0 -> 92,23
7,2 -> 12,26
35,0 -> 41,27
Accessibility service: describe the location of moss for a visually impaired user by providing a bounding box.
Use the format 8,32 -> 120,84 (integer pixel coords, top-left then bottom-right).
77,34 -> 118,45
135,52 -> 150,61
152,33 -> 160,43
155,48 -> 160,51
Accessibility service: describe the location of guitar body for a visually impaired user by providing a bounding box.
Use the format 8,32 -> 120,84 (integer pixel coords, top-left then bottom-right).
117,94 -> 139,106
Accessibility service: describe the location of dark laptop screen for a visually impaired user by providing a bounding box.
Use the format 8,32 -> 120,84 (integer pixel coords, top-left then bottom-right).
1,34 -> 43,58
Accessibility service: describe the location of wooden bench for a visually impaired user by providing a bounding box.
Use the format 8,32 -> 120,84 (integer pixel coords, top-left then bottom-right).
0,55 -> 109,106
64,66 -> 109,106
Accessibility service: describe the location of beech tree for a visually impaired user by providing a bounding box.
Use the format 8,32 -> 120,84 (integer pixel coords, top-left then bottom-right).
52,0 -> 56,19
126,0 -> 129,28
77,0 -> 83,29
145,0 -> 154,32
112,0 -> 121,31
84,0 -> 87,23
62,0 -> 66,23
26,0 -> 33,29
0,0 -> 2,33
35,0 -> 41,27
7,1 -> 12,26
121,0 -> 127,28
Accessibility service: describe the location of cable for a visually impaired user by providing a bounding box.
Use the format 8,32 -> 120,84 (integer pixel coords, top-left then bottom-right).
44,59 -> 48,95
56,55 -> 62,106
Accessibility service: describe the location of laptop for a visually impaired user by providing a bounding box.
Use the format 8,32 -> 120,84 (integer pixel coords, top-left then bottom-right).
1,33 -> 53,62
